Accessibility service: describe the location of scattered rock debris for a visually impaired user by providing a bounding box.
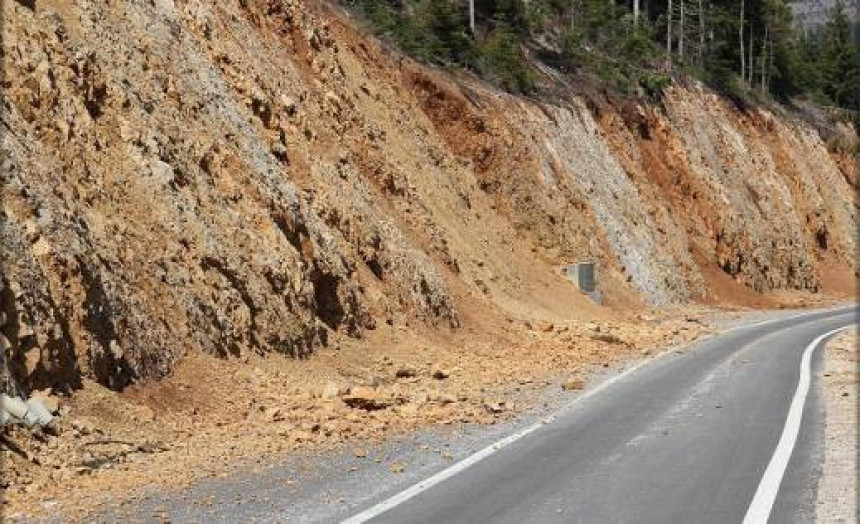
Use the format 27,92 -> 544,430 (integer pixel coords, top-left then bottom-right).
561,377 -> 585,391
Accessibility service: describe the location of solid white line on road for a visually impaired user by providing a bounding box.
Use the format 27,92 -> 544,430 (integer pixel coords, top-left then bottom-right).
726,306 -> 849,333
341,349 -> 662,524
742,325 -> 849,524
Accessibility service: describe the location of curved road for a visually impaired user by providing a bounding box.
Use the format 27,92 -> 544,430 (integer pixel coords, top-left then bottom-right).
345,306 -> 858,524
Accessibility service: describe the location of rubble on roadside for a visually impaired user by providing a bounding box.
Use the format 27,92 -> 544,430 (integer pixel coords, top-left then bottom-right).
0,308 -> 721,520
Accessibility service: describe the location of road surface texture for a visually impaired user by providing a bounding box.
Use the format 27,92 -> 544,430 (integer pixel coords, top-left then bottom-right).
346,306 -> 857,524
93,306 -> 857,524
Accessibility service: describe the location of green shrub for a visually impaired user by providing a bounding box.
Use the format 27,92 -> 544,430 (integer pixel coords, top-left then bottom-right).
638,72 -> 671,98
475,25 -> 534,93
347,0 -> 472,67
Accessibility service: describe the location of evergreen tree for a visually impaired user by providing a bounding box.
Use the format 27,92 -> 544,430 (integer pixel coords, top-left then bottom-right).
423,0 -> 473,64
820,0 -> 860,109
344,0 -> 859,114
477,0 -> 528,31
794,32 -> 825,98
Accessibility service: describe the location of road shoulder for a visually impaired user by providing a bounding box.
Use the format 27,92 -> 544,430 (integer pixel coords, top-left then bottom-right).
816,327 -> 857,523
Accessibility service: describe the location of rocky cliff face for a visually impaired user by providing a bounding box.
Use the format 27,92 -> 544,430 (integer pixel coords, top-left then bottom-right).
789,0 -> 859,31
2,0 -> 856,394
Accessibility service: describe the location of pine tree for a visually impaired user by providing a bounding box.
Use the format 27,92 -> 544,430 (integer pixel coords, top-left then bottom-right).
345,0 -> 858,112
820,0 -> 860,109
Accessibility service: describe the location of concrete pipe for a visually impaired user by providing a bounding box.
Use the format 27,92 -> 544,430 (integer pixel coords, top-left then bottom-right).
26,397 -> 54,426
1,394 -> 29,420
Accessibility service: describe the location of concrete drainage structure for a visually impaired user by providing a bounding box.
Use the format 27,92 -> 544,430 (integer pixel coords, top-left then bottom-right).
0,278 -> 55,428
562,263 -> 602,304
0,394 -> 54,427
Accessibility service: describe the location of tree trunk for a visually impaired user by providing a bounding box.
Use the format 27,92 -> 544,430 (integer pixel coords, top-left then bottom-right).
699,0 -> 705,66
679,0 -> 685,60
748,24 -> 754,83
667,0 -> 673,64
760,26 -> 768,92
739,0 -> 745,82
768,35 -> 774,88
634,0 -> 640,25
469,0 -> 476,36
571,0 -> 576,29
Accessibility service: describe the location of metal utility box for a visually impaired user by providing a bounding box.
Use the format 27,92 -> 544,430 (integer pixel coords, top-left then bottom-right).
563,262 -> 596,293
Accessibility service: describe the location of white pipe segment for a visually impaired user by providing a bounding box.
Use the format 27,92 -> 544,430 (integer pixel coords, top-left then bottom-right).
1,394 -> 29,420
26,397 -> 54,426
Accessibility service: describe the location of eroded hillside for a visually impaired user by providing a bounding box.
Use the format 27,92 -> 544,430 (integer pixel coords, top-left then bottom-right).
1,0 -> 857,397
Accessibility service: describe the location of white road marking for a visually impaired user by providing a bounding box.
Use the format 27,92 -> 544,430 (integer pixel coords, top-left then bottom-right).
342,307 -> 855,524
729,310 -> 826,332
341,350 -> 659,524
742,326 -> 849,524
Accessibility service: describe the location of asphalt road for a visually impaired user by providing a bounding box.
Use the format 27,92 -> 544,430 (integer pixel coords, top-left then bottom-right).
346,306 -> 858,524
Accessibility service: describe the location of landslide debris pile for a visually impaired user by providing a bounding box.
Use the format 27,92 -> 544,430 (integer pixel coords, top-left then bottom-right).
1,0 -> 857,395
0,313 -> 711,513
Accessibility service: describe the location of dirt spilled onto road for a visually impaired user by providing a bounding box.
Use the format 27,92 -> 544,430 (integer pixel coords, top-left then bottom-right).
4,307 -> 718,519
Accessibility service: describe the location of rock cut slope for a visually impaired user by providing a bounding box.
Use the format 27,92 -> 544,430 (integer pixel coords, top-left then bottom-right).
1,0 -> 857,395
